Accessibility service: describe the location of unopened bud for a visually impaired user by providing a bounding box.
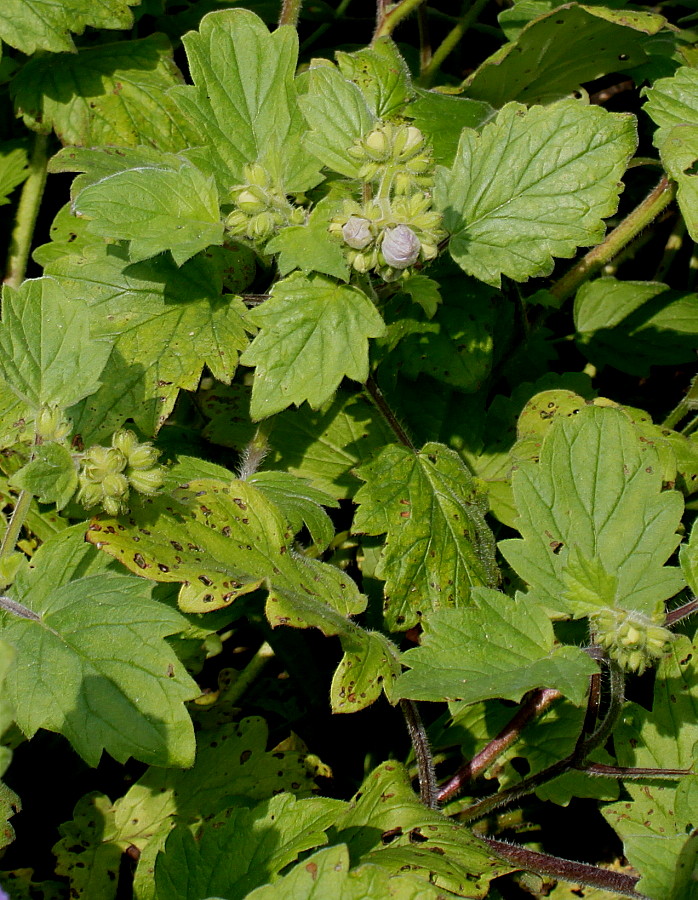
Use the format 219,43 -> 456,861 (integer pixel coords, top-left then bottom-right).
381,225 -> 421,268
394,125 -> 425,160
342,216 -> 372,250
129,467 -> 164,495
248,211 -> 276,241
236,189 -> 267,214
102,473 -> 129,500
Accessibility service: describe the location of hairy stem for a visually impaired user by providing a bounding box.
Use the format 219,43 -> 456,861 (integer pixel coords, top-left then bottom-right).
278,0 -> 303,27
217,641 -> 275,707
662,374 -> 698,430
374,0 -> 427,41
483,838 -> 648,899
460,661 -> 624,823
419,0 -> 489,87
437,688 -> 561,804
665,597 -> 698,627
577,762 -> 691,780
401,698 -> 439,808
0,490 -> 32,562
365,375 -> 416,450
417,3 -> 432,74
4,133 -> 49,289
549,176 -> 676,304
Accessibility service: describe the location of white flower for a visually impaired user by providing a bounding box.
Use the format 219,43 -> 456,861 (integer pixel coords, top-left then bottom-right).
342,216 -> 373,249
381,225 -> 420,268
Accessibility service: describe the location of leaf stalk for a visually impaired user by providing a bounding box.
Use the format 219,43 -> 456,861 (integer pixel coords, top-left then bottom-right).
3,133 -> 49,289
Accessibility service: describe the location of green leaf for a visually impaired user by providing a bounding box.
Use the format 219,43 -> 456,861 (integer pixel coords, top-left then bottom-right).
680,519 -> 698,595
499,405 -> 685,618
170,8 -> 320,192
0,140 -> 28,206
574,278 -> 698,375
381,274 -> 498,391
397,588 -> 597,706
406,90 -> 493,168
246,844 -> 447,899
437,100 -> 637,287
45,245 -> 248,440
354,442 -> 498,631
334,762 -> 511,897
655,124 -> 698,242
299,62 -> 376,178
53,793 -> 122,900
201,384 -> 395,500
74,163 -> 224,265
265,198 -> 349,281
335,37 -> 413,118
0,0 -> 139,53
241,273 -> 385,420
87,477 -> 365,618
0,277 -> 111,411
644,64 -> 698,146
9,442 -> 78,509
603,637 -> 698,900
0,573 -> 198,767
154,794 -> 343,900
248,470 -> 338,551
398,274 -> 442,318
464,3 -> 664,107
11,34 -> 193,151
330,630 -> 401,713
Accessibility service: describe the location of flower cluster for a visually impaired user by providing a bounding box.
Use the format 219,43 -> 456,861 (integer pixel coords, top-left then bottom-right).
330,122 -> 444,281
225,162 -> 304,246
590,607 -> 675,674
77,430 -> 164,516
330,191 -> 443,281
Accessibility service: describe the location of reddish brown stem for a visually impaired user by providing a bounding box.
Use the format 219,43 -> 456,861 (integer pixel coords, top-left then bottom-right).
665,598 -> 698,627
577,762 -> 691,779
437,688 -> 561,804
483,838 -> 648,899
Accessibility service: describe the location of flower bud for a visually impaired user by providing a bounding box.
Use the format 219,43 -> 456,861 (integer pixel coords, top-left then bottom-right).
236,188 -> 267,215
129,467 -> 164,495
112,429 -> 140,459
381,225 -> 421,269
102,473 -> 130,500
342,216 -> 373,250
103,494 -> 128,517
77,481 -> 103,509
248,211 -> 276,241
394,125 -> 425,160
364,128 -> 390,159
244,163 -> 270,189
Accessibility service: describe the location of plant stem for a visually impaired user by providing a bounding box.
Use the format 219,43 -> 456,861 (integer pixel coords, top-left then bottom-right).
279,0 -> 303,28
662,374 -> 698,430
4,133 -> 49,289
417,3 -> 432,74
482,838 -> 648,899
373,0 -> 427,41
400,698 -> 439,808
437,688 -> 561,804
217,641 -> 275,706
459,661 -> 624,823
577,762 -> 690,780
665,597 -> 698,627
300,0 -> 353,52
419,0 -> 489,87
549,176 -> 676,304
0,490 -> 32,562
365,375 -> 416,450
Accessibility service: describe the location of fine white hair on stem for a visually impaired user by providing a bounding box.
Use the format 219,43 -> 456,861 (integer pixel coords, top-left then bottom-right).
237,441 -> 268,481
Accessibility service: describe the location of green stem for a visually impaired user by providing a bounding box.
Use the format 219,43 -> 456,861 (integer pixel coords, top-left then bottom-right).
279,0 -> 303,28
549,176 -> 676,304
373,0 -> 427,41
218,641 -> 275,707
662,374 -> 698,430
300,0 -> 353,52
419,0 -> 489,87
3,133 -> 49,289
0,490 -> 32,562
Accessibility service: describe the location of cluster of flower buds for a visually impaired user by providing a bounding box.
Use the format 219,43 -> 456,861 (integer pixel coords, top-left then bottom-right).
590,607 -> 675,674
225,162 -> 305,246
347,123 -> 433,195
77,430 -> 164,516
330,191 -> 444,281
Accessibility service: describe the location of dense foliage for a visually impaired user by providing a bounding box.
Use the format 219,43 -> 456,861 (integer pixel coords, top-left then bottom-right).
0,0 -> 696,897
